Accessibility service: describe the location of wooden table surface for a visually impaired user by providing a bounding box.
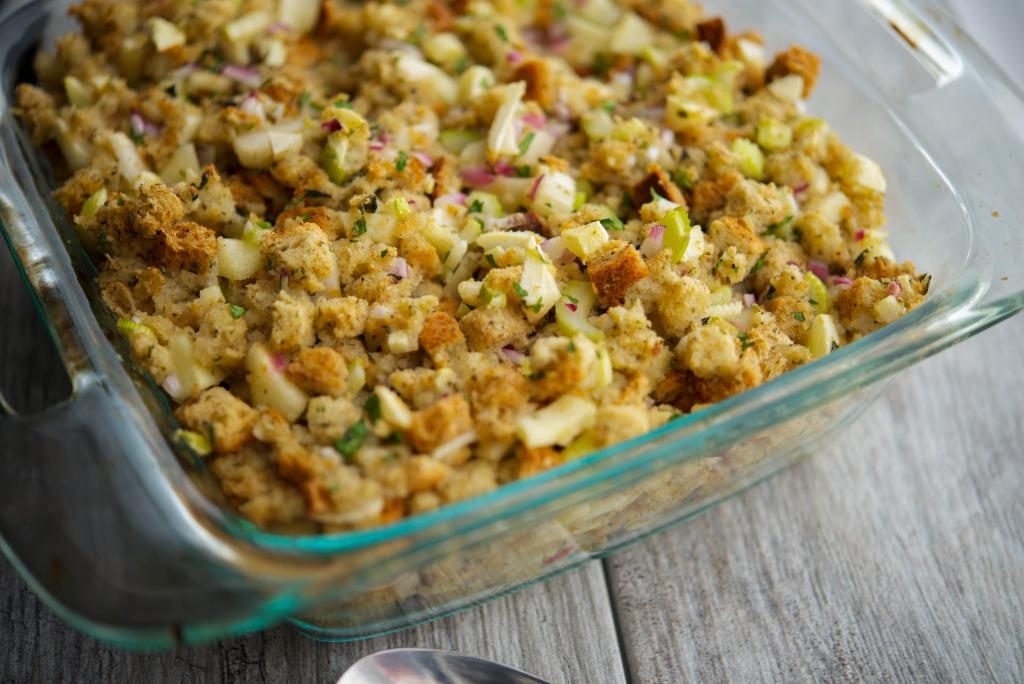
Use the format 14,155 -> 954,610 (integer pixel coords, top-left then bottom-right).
2,231 -> 1023,683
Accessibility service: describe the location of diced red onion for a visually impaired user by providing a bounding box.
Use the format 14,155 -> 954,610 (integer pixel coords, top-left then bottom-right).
389,257 -> 409,280
460,167 -> 496,187
855,229 -> 866,241
787,260 -> 801,268
831,276 -> 853,287
564,302 -> 578,313
548,35 -> 571,51
540,237 -> 566,261
527,174 -> 545,201
807,260 -> 829,281
501,346 -> 526,363
130,112 -> 160,138
522,111 -> 547,129
639,223 -> 666,258
493,159 -> 516,177
743,293 -> 756,307
221,64 -> 263,89
888,281 -> 902,297
545,120 -> 571,139
162,374 -> 181,397
369,140 -> 386,151
507,50 -> 523,64
412,151 -> 434,168
271,354 -> 289,372
792,181 -> 810,194
435,192 -> 467,208
321,118 -> 343,133
267,21 -> 291,34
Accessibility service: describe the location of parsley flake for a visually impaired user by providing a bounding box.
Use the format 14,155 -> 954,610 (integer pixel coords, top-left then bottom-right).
600,215 -> 624,231
495,24 -> 509,42
364,394 -> 382,422
513,282 -> 529,299
601,100 -> 616,113
354,216 -> 367,236
468,199 -> 484,213
229,304 -> 246,320
793,311 -> 806,321
396,150 -> 408,172
334,420 -> 369,460
518,131 -> 535,155
485,253 -> 498,268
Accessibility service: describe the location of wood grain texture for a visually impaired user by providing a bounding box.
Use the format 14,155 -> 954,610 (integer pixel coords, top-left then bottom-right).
606,315 -> 1024,684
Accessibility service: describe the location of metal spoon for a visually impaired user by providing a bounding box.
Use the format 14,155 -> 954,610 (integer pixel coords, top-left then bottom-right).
337,648 -> 552,684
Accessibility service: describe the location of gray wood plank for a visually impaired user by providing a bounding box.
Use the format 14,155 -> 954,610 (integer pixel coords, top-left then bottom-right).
0,228 -> 627,684
606,315 -> 1024,684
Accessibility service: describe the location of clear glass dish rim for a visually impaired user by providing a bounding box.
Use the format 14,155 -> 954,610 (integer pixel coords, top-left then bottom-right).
0,0 -> 1020,563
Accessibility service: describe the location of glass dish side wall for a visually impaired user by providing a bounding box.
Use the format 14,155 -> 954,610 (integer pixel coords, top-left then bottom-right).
0,0 -> 1021,648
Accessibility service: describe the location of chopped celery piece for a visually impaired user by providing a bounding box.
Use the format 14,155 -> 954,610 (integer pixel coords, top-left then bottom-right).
581,109 -> 614,140
804,272 -> 830,314
807,313 -> 841,359
663,207 -> 692,263
439,128 -> 482,154
241,218 -> 270,246
708,285 -> 733,306
475,231 -> 537,251
562,221 -> 609,262
175,429 -> 212,457
516,394 -> 597,448
79,188 -> 107,219
320,134 -> 350,183
732,138 -> 765,180
466,191 -> 504,217
480,285 -> 507,309
116,317 -> 154,337
386,197 -> 412,218
573,190 -> 587,211
756,117 -> 793,151
594,345 -> 613,387
556,280 -> 604,341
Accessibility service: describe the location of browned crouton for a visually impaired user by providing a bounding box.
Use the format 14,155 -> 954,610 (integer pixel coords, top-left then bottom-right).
210,447 -> 306,526
430,156 -> 463,199
460,306 -> 532,352
405,455 -> 450,492
287,347 -> 348,397
517,445 -> 560,478
708,216 -> 765,262
262,221 -> 335,293
587,241 -> 649,307
512,60 -> 557,109
14,84 -> 58,145
134,183 -> 185,239
176,386 -> 258,454
765,295 -> 814,343
407,394 -> 473,453
697,17 -> 727,53
274,206 -> 347,239
155,220 -> 217,272
631,165 -> 686,207
419,311 -> 467,365
316,296 -> 369,341
689,172 -> 741,225
766,45 -> 821,97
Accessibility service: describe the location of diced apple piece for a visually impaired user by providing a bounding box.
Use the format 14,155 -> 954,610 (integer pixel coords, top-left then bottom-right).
278,0 -> 320,33
217,237 -> 264,281
807,313 -> 841,359
246,343 -> 309,422
562,221 -> 609,262
159,143 -> 200,184
517,395 -> 598,449
168,332 -> 224,402
233,129 -> 273,169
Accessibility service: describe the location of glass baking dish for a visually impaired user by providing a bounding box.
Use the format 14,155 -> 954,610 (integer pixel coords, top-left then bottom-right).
0,0 -> 1021,648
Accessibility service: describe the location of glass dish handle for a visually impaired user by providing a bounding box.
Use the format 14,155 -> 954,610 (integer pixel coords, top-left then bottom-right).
890,4 -> 1024,329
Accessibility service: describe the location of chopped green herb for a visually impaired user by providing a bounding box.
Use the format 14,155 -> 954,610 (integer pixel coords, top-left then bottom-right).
495,24 -> 509,42
364,394 -> 382,421
764,214 -> 794,236
619,193 -> 633,210
568,341 -> 576,352
601,100 -> 616,113
410,23 -> 427,44
229,304 -> 246,320
518,131 -> 535,155
831,340 -> 841,352
672,168 -> 692,191
600,215 -> 624,231
793,311 -> 806,321
380,249 -> 388,257
384,431 -> 405,444
299,91 -> 312,108
650,187 -> 666,202
513,282 -> 529,299
738,333 -> 754,350
485,253 -> 498,267
531,300 -> 543,313
129,129 -> 143,145
809,298 -> 818,306
334,98 -> 353,109
515,165 -> 532,177
354,216 -> 367,235
396,150 -> 408,172
454,55 -> 470,74
552,2 -> 568,19
593,52 -> 611,77
334,420 -> 369,460
565,293 -> 579,304
854,250 -> 868,267
750,254 -> 766,274
792,227 -> 804,242
468,198 -> 484,213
